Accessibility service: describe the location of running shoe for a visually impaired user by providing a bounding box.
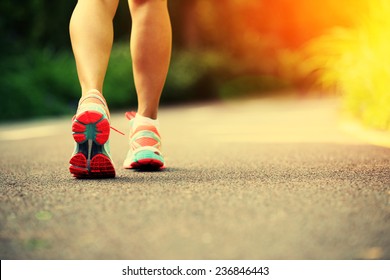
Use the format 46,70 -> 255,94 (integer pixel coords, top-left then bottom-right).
123,111 -> 164,170
69,93 -> 115,178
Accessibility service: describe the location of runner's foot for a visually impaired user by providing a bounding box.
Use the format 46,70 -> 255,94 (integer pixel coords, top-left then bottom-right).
123,112 -> 164,170
69,91 -> 115,178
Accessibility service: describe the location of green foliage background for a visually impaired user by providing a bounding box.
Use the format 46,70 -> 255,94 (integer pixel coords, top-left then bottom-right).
2,0 -> 390,132
0,0 -> 242,121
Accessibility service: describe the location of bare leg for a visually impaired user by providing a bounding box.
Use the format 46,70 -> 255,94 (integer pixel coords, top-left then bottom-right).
129,0 -> 172,119
69,0 -> 119,179
69,0 -> 119,102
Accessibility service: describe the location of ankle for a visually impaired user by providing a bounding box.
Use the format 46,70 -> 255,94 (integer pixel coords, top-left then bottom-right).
134,113 -> 160,130
82,88 -> 102,96
136,107 -> 158,120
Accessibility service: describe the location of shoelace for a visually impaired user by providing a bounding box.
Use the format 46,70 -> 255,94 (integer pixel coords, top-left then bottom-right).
111,126 -> 125,136
110,111 -> 137,135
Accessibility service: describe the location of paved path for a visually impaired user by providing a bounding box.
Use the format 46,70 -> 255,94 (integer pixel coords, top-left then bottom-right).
0,97 -> 389,259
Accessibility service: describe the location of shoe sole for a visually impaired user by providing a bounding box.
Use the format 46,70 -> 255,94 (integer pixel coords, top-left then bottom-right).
69,111 -> 115,178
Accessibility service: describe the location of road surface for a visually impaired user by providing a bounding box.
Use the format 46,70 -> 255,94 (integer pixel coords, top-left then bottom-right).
0,97 -> 389,259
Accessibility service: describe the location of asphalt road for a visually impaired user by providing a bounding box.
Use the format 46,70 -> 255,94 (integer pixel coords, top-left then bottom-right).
0,97 -> 389,260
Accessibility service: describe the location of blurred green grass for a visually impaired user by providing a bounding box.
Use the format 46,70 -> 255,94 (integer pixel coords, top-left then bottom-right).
0,44 -> 213,121
1,49 -> 79,120
0,43 -> 286,121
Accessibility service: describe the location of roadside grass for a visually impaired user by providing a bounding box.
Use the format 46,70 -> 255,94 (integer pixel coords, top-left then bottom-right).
1,49 -> 79,120
0,45 -> 218,121
1,42 -> 288,122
